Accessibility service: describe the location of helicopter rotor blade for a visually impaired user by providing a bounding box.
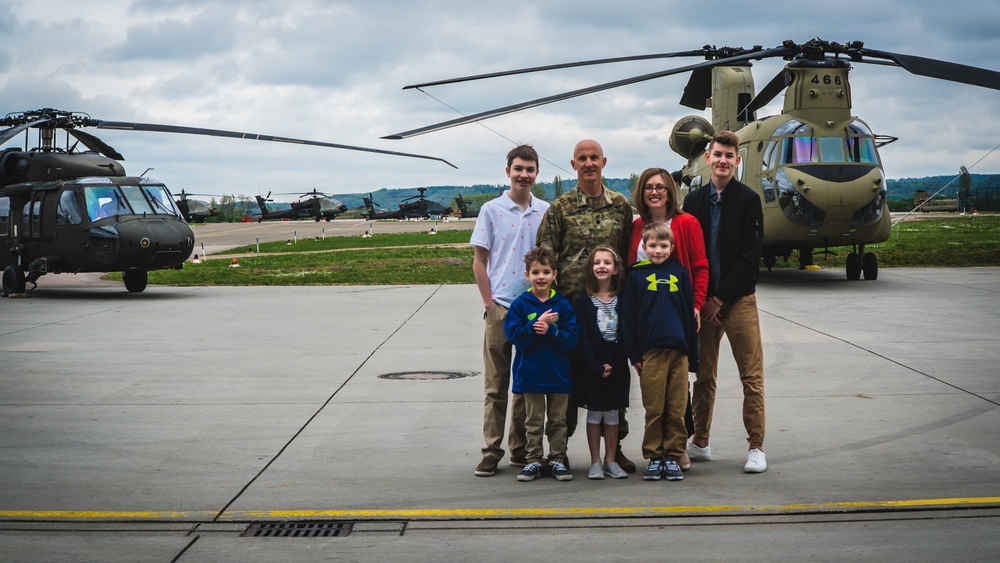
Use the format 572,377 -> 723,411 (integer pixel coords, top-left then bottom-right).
67,129 -> 125,160
744,69 -> 789,116
0,117 -> 50,146
384,46 -> 791,139
858,48 -> 1000,90
92,121 -> 458,168
402,49 -> 709,90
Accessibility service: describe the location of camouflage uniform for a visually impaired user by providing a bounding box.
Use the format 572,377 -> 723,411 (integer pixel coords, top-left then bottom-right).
537,186 -> 633,303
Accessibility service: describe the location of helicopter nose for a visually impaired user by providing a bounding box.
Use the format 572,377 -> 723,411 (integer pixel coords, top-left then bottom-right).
92,217 -> 195,269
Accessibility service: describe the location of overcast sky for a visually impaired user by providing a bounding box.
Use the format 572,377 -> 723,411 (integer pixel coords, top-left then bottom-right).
2,0 -> 999,199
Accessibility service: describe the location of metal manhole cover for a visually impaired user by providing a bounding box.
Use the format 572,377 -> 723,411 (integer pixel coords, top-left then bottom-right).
243,522 -> 352,538
378,370 -> 477,380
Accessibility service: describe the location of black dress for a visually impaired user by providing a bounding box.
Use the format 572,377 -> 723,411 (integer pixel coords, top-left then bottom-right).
572,293 -> 631,412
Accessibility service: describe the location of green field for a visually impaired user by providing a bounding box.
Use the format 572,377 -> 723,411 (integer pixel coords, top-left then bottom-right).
115,216 -> 999,286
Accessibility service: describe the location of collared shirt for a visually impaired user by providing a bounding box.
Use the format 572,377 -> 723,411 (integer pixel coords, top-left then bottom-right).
708,182 -> 723,294
470,191 -> 550,308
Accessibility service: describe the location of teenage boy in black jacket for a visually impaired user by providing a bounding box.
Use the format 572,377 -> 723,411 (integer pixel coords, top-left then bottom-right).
682,130 -> 768,474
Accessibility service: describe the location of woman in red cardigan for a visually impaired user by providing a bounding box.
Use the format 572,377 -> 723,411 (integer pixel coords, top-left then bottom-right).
627,168 -> 709,471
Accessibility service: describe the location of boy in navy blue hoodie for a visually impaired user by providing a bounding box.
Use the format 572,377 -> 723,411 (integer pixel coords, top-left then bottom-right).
505,247 -> 580,482
621,223 -> 699,482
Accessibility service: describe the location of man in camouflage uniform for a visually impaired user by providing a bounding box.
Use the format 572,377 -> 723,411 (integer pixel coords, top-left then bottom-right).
536,139 -> 635,471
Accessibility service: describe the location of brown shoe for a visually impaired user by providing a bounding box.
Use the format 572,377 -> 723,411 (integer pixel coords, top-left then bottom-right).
509,455 -> 528,467
475,455 -> 499,477
615,446 -> 637,474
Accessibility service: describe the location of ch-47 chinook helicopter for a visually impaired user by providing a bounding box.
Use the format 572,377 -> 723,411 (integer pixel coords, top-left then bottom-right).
254,189 -> 348,222
385,39 -> 1000,280
0,108 -> 455,295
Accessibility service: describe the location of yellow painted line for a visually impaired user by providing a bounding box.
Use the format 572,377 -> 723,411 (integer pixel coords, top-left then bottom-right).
2,497 -> 999,521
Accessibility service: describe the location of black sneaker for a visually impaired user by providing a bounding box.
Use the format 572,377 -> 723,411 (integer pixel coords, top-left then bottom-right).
517,462 -> 542,482
509,455 -> 528,467
549,460 -> 573,481
663,459 -> 684,481
643,458 -> 663,481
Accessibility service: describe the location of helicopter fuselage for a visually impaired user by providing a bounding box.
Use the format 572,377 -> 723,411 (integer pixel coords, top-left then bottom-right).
677,61 -> 891,266
1,175 -> 195,282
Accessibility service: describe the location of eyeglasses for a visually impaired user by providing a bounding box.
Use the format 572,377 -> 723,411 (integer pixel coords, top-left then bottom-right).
644,185 -> 667,192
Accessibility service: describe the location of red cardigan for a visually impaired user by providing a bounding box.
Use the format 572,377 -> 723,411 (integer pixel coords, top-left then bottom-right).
627,213 -> 709,310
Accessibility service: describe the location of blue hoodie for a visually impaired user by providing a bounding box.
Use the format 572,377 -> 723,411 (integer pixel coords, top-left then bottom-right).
505,289 -> 580,394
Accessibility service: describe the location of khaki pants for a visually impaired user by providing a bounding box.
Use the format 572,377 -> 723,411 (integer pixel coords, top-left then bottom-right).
692,294 -> 766,449
523,392 -> 569,464
482,302 -> 527,460
639,348 -> 689,460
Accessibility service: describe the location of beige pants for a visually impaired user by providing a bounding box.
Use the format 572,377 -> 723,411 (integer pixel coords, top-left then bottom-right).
692,294 -> 766,449
481,302 -> 527,460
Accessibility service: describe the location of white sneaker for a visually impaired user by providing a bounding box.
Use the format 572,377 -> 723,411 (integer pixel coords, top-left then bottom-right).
687,440 -> 712,461
588,463 -> 604,480
744,448 -> 767,473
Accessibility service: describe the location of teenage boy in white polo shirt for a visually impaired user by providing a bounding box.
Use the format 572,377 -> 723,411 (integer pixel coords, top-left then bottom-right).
472,145 -> 550,477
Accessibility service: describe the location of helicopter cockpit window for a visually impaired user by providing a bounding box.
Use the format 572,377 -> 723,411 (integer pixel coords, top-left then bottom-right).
819,137 -> 845,163
140,184 -> 182,216
842,124 -> 878,164
782,136 -> 819,164
120,185 -> 155,216
57,190 -> 84,225
85,186 -> 131,220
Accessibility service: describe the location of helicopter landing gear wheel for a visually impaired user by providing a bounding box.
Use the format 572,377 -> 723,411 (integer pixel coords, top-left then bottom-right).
846,253 -> 861,281
123,271 -> 148,293
2,265 -> 26,296
862,252 -> 878,280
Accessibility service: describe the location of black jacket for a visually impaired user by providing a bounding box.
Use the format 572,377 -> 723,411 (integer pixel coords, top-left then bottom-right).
682,177 -> 763,304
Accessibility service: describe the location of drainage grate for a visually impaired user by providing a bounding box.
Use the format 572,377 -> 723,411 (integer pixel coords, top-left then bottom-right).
378,370 -> 477,381
242,522 -> 352,538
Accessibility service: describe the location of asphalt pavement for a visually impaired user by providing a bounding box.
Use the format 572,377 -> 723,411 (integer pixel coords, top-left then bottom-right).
1,238 -> 998,561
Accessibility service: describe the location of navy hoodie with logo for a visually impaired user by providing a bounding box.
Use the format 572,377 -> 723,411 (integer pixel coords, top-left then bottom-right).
504,289 -> 580,394
620,258 -> 699,372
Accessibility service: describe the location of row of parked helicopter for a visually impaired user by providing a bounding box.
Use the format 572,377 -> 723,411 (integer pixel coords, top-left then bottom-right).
3,39 -> 1000,295
176,187 -> 478,223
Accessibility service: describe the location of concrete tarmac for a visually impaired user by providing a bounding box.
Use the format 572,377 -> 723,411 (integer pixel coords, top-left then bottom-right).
1,260 -> 998,561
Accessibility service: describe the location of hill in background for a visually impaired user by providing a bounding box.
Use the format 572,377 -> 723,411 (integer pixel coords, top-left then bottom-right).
334,174 -> 1000,212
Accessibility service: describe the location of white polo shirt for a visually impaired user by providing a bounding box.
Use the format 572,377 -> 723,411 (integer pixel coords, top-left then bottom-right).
470,191 -> 550,308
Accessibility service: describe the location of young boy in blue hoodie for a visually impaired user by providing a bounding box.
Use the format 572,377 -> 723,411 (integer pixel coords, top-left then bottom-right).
505,247 -> 580,482
621,223 -> 699,482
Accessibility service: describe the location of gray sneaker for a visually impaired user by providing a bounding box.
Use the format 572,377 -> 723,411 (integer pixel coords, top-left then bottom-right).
588,463 -> 604,480
643,458 -> 663,481
603,462 -> 628,479
663,459 -> 684,481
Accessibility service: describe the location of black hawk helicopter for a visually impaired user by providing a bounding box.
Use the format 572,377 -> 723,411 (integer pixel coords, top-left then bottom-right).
174,189 -> 218,223
0,108 -> 455,295
363,187 -> 451,220
253,188 -> 348,222
386,39 -> 1000,280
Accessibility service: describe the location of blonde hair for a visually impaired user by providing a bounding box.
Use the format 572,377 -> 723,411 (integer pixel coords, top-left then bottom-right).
641,222 -> 674,245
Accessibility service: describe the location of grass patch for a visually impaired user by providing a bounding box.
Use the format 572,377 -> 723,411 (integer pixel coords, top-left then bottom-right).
225,230 -> 470,254
770,216 -> 1000,269
106,216 -> 1000,286
132,246 -> 474,286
